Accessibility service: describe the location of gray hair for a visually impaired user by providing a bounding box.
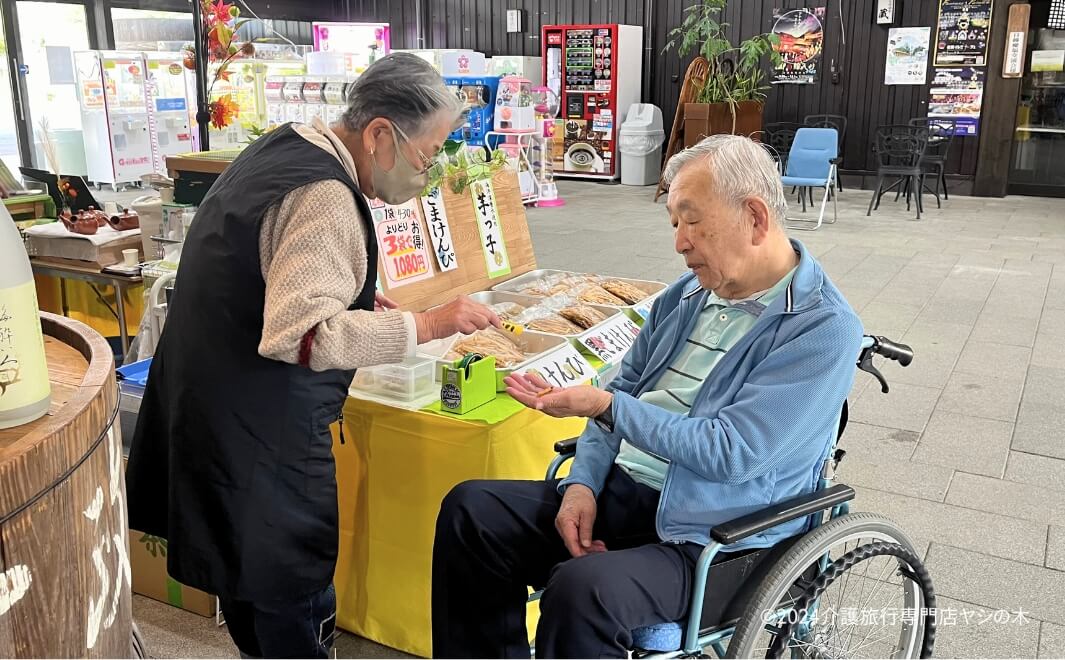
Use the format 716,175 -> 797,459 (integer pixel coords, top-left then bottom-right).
662,134 -> 788,228
342,53 -> 464,136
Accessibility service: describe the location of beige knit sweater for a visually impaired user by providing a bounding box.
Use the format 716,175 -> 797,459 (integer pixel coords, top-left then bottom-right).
256,119 -> 417,372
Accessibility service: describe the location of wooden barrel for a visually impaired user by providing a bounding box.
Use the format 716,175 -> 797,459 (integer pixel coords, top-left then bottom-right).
0,312 -> 130,657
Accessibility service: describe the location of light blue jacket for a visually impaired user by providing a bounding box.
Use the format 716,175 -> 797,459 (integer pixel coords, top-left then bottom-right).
560,239 -> 863,551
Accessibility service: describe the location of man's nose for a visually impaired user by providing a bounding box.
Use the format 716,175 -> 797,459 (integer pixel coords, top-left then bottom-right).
675,228 -> 691,254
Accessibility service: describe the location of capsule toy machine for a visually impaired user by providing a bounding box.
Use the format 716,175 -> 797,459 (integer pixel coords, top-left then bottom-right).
264,76 -> 287,128
444,76 -> 500,147
144,52 -> 193,171
75,51 -> 155,188
322,78 -> 350,124
282,77 -> 307,124
312,22 -> 391,77
541,24 -> 642,180
301,78 -> 327,124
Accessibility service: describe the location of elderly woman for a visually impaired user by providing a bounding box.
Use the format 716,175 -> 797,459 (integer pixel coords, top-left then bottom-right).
126,54 -> 498,658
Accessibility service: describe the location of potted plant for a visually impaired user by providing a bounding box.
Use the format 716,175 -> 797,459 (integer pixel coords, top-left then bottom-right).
663,0 -> 781,146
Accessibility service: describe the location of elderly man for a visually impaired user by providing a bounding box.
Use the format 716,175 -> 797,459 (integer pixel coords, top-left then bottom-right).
431,134 -> 863,658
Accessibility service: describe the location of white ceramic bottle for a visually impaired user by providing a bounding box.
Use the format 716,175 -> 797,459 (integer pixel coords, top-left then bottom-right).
0,205 -> 51,429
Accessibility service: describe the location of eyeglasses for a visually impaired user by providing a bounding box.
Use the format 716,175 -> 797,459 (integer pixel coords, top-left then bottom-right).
391,121 -> 438,175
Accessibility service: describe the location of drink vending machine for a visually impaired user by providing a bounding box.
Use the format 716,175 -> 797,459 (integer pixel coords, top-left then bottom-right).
541,24 -> 642,180
75,51 -> 156,188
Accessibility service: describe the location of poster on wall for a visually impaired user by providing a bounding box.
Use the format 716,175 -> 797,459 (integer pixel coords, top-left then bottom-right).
886,27 -> 932,85
934,0 -> 993,67
369,198 -> 436,288
928,67 -> 985,136
770,7 -> 826,84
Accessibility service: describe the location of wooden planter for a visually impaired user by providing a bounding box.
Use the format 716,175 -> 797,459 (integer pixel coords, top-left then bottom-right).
0,313 -> 131,657
683,100 -> 765,147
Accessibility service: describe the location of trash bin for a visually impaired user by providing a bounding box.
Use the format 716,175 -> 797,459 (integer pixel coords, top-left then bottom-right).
618,103 -> 665,186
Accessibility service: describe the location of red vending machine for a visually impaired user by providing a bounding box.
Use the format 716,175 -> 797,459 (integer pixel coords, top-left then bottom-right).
542,24 -> 643,180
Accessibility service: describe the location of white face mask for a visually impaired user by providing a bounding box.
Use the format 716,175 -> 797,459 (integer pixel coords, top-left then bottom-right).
370,122 -> 430,205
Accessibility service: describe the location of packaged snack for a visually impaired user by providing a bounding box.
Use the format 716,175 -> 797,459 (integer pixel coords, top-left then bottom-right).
491,301 -> 526,321
559,304 -> 608,330
601,279 -> 648,305
577,284 -> 626,306
445,328 -> 527,367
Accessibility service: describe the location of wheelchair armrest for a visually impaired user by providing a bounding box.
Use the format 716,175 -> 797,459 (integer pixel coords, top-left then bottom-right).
553,438 -> 578,455
709,483 -> 855,545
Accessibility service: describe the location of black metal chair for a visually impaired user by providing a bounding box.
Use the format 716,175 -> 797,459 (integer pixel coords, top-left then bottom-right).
804,114 -> 847,192
909,117 -> 957,203
866,125 -> 931,220
763,122 -> 806,202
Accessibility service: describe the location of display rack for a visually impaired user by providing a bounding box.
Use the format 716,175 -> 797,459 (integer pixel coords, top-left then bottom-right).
486,130 -> 542,205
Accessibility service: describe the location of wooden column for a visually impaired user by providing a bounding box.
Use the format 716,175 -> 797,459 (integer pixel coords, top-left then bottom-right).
0,314 -> 130,658
973,0 -> 1028,196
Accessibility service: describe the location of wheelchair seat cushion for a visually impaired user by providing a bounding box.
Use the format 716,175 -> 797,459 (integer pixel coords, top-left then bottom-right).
632,622 -> 683,652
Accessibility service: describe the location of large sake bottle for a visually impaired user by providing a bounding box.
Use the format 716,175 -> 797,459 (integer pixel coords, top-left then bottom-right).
0,205 -> 50,429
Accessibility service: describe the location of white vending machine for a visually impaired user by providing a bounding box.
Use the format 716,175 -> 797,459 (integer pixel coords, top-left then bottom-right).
76,51 -> 156,187
144,52 -> 193,172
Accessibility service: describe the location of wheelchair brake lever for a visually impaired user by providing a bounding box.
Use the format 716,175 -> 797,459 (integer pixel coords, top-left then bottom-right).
859,351 -> 890,394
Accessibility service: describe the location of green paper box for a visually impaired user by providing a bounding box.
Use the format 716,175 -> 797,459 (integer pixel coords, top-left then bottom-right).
440,355 -> 497,415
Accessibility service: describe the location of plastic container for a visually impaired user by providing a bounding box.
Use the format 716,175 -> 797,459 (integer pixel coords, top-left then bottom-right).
618,103 -> 665,186
116,358 -> 152,456
350,355 -> 438,402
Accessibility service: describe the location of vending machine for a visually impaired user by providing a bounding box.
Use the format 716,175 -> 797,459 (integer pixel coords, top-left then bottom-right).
75,51 -> 155,187
444,76 -> 500,147
323,79 -> 352,124
264,76 -> 287,129
541,24 -> 642,180
282,77 -> 307,124
144,52 -> 193,172
490,56 -> 543,87
312,22 -> 391,77
301,78 -> 327,124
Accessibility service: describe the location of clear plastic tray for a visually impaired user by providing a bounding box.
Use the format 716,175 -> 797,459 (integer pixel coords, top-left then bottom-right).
350,355 -> 438,402
493,270 -> 667,312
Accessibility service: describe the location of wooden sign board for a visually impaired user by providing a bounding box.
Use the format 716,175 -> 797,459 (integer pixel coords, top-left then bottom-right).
1003,4 -> 1030,79
379,169 -> 537,311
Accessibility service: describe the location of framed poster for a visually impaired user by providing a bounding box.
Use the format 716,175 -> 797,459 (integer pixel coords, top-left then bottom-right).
934,0 -> 993,67
770,7 -> 827,84
885,27 -> 932,85
928,67 -> 985,136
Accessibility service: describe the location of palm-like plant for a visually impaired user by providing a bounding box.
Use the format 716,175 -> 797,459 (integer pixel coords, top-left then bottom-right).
663,0 -> 782,107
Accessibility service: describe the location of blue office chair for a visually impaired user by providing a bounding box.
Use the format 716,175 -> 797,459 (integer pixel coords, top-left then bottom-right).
781,128 -> 838,231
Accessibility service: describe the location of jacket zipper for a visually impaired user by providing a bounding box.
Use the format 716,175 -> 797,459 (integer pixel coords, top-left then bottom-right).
338,410 -> 345,445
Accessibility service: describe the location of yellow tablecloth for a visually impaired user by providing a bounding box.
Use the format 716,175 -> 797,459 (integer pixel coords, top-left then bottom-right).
332,396 -> 585,657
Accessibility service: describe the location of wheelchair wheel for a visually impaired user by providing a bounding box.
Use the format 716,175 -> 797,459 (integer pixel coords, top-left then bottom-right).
725,513 -> 935,659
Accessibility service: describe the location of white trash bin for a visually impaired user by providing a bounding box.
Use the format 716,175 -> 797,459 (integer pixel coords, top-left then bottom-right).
618,104 -> 665,186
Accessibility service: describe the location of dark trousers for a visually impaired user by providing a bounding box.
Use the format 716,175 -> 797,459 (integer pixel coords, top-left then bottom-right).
219,584 -> 337,659
432,467 -> 704,658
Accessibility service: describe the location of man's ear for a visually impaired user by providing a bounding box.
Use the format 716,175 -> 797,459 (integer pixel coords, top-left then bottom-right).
746,197 -> 773,245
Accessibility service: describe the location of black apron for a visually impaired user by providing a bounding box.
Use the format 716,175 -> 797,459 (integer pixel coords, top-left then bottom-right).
126,124 -> 378,601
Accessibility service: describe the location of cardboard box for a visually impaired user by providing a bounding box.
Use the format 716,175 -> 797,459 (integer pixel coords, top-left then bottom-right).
123,459 -> 216,617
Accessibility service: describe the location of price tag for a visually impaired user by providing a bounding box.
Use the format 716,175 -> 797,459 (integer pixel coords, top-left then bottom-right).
632,292 -> 662,322
579,315 -> 641,365
370,198 -> 435,288
517,345 -> 597,389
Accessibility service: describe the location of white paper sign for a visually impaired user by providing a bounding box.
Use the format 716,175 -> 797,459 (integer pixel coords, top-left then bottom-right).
876,0 -> 895,24
885,27 -> 931,85
469,179 -> 511,279
1032,50 -> 1065,72
1004,32 -> 1026,76
579,314 -> 642,365
419,187 -> 459,272
632,292 -> 662,323
518,344 -> 597,388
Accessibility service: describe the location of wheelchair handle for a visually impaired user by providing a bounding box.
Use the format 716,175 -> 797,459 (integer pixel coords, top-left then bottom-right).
872,336 -> 914,366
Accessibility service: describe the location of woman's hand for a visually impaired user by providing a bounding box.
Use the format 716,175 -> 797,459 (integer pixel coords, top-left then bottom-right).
374,291 -> 400,312
414,296 -> 501,343
504,372 -> 612,419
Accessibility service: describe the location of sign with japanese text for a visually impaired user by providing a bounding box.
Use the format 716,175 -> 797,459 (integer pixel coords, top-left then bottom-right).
1002,4 -> 1030,79
419,187 -> 459,272
519,345 -> 597,389
885,27 -> 931,85
578,315 -> 642,366
770,7 -> 826,84
934,0 -> 993,67
469,179 -> 511,279
370,197 -> 435,288
632,293 -> 662,323
876,0 -> 895,24
928,67 -> 985,135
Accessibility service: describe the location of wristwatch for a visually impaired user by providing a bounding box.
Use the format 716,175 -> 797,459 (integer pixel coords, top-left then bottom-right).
594,401 -> 615,433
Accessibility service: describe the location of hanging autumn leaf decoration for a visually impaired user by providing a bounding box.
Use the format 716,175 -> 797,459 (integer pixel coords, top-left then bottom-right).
191,0 -> 259,130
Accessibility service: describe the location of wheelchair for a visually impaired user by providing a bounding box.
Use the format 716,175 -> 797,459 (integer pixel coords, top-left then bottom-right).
536,335 -> 936,659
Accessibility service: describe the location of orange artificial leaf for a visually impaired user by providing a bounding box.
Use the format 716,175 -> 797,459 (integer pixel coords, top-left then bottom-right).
210,95 -> 239,129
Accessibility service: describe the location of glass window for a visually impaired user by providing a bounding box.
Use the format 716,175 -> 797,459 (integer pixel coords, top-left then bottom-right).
0,12 -> 22,175
112,8 -> 194,52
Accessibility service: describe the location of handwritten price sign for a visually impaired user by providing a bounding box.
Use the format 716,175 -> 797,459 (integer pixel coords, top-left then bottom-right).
579,314 -> 641,365
371,198 -> 435,288
518,345 -> 597,389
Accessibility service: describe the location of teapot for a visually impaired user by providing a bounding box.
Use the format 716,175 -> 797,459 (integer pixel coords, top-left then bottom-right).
108,208 -> 140,231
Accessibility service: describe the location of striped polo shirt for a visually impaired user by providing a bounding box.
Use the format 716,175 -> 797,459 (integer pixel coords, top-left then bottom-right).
615,268 -> 797,491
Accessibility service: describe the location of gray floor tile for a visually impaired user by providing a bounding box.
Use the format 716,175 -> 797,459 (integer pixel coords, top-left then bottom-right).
1013,411 -> 1065,461
1049,526 -> 1065,572
837,421 -> 919,463
969,313 -> 1041,347
841,456 -> 954,501
1038,308 -> 1065,337
913,411 -> 1013,477
1031,332 -> 1065,369
937,371 -> 1024,423
852,487 -> 1047,566
849,381 -> 941,432
945,472 -> 1065,526
931,596 -> 1041,659
917,296 -> 986,325
1005,451 -> 1065,494
954,341 -> 1032,382
1040,622 -> 1065,659
925,544 -> 1065,625
1021,365 -> 1065,412
858,301 -> 923,338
